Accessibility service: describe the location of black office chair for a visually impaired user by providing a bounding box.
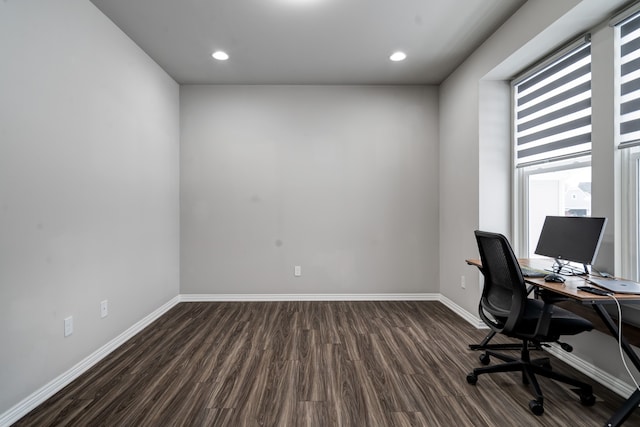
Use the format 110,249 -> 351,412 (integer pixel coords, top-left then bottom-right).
466,230 -> 596,415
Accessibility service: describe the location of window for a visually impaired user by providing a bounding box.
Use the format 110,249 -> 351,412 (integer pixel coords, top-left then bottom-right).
513,37 -> 592,257
519,160 -> 591,257
617,9 -> 640,280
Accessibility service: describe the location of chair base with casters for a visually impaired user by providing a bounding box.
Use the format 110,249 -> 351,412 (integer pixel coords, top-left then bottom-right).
466,338 -> 595,415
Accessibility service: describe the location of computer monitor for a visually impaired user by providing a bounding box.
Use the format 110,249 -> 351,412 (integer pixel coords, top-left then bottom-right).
534,216 -> 607,274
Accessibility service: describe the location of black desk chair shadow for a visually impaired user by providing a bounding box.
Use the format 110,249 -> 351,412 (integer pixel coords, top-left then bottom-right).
466,230 -> 596,415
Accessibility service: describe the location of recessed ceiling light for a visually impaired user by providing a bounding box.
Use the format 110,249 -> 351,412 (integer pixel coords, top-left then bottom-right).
390,51 -> 407,62
212,51 -> 229,61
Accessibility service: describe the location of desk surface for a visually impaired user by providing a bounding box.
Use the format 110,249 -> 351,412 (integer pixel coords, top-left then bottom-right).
465,258 -> 640,303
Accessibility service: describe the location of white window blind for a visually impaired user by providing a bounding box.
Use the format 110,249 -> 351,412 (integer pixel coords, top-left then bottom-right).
513,41 -> 592,167
618,11 -> 640,148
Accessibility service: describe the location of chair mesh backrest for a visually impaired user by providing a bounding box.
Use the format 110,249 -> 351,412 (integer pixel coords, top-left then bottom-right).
474,230 -> 527,333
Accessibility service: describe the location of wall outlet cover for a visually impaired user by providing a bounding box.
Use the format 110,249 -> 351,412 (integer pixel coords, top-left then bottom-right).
64,316 -> 73,337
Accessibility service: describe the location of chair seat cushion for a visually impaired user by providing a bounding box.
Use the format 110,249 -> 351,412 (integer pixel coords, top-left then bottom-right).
515,298 -> 593,340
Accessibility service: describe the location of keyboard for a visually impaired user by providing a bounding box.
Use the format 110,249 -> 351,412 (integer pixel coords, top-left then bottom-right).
520,266 -> 547,278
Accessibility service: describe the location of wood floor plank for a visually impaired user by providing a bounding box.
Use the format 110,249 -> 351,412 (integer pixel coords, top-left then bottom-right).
199,407 -> 237,426
205,328 -> 254,409
298,329 -> 325,402
297,401 -> 329,427
255,360 -> 298,426
13,301 -> 640,426
352,358 -> 393,426
323,342 -> 367,426
224,349 -> 273,426
390,411 -> 429,427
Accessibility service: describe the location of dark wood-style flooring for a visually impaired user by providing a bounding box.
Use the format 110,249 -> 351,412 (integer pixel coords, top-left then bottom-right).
14,301 -> 640,426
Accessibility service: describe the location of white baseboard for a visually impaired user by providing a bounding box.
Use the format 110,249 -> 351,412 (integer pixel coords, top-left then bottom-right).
0,296 -> 181,427
180,293 -> 440,302
544,344 -> 635,399
439,294 -> 487,329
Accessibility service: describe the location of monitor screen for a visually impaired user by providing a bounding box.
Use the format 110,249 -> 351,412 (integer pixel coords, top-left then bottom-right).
534,216 -> 607,266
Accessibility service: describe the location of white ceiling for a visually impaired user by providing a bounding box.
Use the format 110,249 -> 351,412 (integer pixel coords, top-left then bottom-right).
90,0 -> 527,85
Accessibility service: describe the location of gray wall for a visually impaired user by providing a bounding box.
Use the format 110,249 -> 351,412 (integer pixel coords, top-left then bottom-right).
180,85 -> 439,295
0,0 -> 180,414
439,0 -> 587,316
439,0 -> 633,385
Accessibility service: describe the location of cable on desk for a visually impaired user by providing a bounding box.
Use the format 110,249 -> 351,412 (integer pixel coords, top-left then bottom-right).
549,260 -> 584,276
608,294 -> 640,392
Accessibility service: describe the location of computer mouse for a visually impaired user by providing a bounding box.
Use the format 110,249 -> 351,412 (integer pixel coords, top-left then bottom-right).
544,274 -> 565,283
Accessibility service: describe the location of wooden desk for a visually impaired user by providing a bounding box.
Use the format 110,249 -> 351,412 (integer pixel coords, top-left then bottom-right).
466,258 -> 640,427
467,258 -> 640,304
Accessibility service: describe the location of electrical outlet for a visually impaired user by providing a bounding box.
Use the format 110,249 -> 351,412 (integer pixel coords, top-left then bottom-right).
294,265 -> 302,277
64,316 -> 73,337
461,275 -> 466,289
100,300 -> 108,318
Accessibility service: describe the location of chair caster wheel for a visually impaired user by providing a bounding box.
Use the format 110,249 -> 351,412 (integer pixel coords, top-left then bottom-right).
479,353 -> 490,365
561,342 -> 573,352
529,400 -> 544,415
466,373 -> 478,385
538,358 -> 552,370
580,393 -> 596,406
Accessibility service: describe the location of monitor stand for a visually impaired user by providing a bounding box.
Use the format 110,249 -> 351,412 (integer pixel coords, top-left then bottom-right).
552,258 -> 589,276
